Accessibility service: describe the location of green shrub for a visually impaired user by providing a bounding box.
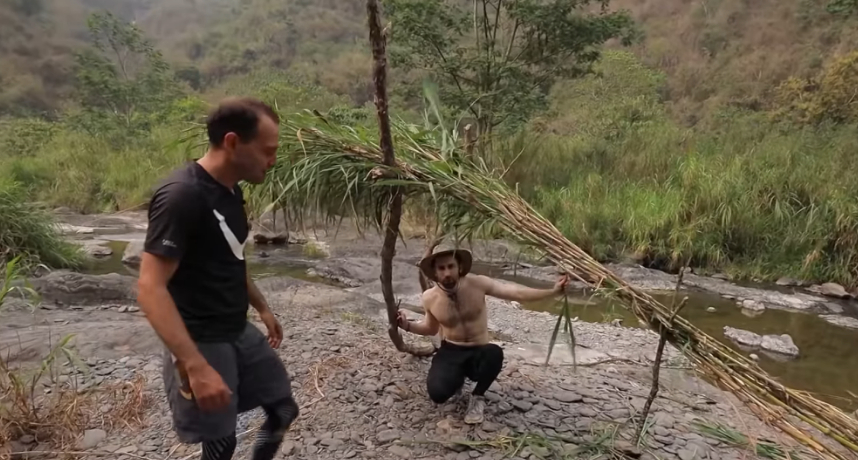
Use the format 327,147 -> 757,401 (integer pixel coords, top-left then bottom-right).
0,180 -> 85,269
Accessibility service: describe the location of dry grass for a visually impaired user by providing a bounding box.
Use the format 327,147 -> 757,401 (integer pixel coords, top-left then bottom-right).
0,341 -> 150,455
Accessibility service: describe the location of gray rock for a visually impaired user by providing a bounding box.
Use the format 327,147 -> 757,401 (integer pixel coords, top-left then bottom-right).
116,445 -> 137,454
281,441 -> 297,455
83,243 -> 113,258
819,282 -> 851,299
26,271 -> 137,305
776,277 -> 804,287
706,307 -> 716,313
552,391 -> 583,403
577,407 -> 597,418
740,299 -> 766,311
497,401 -> 513,413
678,448 -> 703,460
823,302 -> 845,314
723,327 -> 762,348
820,315 -> 858,330
321,438 -> 345,448
761,334 -> 799,357
121,241 -> 145,268
388,445 -> 411,458
512,400 -> 533,412
377,429 -> 401,443
80,429 -> 107,449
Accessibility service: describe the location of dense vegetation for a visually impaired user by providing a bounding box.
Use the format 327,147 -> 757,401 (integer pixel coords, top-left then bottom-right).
3,0 -> 858,288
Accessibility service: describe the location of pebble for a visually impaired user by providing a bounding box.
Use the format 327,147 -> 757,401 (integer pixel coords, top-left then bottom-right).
388,445 -> 411,457
552,391 -> 583,403
377,429 -> 401,443
80,429 -> 107,449
512,400 -> 533,412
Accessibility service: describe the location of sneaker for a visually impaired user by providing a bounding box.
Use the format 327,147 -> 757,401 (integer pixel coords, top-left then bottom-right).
464,394 -> 486,425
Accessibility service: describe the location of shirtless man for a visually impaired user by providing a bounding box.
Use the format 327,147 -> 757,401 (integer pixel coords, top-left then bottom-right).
397,245 -> 568,424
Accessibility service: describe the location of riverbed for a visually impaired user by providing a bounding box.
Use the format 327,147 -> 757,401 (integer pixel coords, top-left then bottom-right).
80,234 -> 858,412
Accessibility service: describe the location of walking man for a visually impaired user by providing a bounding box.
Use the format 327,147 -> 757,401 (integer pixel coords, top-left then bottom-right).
137,97 -> 297,460
398,245 -> 568,424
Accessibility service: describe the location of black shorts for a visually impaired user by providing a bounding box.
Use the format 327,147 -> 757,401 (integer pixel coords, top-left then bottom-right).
162,323 -> 294,443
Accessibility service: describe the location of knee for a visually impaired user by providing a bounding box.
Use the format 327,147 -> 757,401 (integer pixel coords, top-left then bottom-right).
426,381 -> 455,404
263,397 -> 299,435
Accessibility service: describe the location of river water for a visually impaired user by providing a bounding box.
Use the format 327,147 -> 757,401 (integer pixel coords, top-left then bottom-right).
86,241 -> 858,411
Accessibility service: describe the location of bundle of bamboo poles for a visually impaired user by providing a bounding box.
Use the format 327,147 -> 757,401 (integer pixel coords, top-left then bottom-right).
258,110 -> 858,459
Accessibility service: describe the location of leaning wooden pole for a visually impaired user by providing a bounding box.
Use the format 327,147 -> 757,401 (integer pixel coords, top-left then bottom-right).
366,0 -> 434,357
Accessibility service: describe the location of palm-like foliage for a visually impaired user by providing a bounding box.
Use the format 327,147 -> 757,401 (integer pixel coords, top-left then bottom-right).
253,109 -> 858,459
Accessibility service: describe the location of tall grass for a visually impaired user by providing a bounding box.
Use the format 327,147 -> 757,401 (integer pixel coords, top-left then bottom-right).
502,115 -> 858,287
489,50 -> 858,287
0,180 -> 85,269
1,125 -> 195,213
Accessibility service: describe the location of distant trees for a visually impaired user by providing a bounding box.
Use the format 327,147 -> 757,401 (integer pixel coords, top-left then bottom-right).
73,11 -> 180,132
384,0 -> 638,147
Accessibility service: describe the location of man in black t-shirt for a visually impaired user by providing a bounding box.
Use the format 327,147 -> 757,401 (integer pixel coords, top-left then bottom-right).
137,98 -> 296,460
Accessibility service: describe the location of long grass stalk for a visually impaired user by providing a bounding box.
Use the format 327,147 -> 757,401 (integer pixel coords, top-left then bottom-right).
255,111 -> 858,459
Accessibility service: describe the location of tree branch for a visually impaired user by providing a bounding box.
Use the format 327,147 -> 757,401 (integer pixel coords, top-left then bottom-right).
367,0 -> 435,358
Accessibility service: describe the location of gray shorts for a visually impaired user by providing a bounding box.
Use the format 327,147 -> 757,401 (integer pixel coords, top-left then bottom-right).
162,323 -> 293,444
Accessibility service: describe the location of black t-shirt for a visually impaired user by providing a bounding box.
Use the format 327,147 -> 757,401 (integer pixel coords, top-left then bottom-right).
144,161 -> 250,343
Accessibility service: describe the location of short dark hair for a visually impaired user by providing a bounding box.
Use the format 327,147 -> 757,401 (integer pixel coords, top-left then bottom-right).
206,97 -> 280,147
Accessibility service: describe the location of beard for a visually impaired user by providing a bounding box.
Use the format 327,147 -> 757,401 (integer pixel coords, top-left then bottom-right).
440,278 -> 457,289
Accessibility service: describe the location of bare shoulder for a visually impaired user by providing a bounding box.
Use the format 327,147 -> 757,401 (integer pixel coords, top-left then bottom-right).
463,274 -> 495,292
421,287 -> 442,304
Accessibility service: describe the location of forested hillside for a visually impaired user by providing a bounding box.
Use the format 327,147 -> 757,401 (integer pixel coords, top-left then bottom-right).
4,0 -> 858,288
4,0 -> 858,121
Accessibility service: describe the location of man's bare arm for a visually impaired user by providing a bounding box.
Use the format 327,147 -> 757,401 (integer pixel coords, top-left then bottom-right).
137,252 -> 207,371
402,294 -> 441,336
246,273 -> 271,314
476,275 -> 561,302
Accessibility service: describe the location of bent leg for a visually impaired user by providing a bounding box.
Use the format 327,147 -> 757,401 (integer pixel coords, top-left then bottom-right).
426,347 -> 467,404
467,343 -> 504,396
162,344 -> 239,445
251,397 -> 300,460
234,324 -> 298,460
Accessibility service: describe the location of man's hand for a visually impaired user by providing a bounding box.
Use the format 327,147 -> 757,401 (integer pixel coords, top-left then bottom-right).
554,274 -> 570,293
187,361 -> 232,412
260,310 -> 283,349
396,309 -> 410,331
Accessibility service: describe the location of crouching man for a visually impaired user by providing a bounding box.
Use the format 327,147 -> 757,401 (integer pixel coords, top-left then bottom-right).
397,245 -> 568,424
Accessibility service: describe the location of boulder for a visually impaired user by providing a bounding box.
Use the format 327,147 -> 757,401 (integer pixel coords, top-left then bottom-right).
820,315 -> 858,330
27,271 -> 137,306
121,241 -> 145,268
818,282 -> 851,299
723,327 -> 762,348
740,299 -> 766,311
775,277 -> 806,287
253,232 -> 290,245
760,334 -> 799,357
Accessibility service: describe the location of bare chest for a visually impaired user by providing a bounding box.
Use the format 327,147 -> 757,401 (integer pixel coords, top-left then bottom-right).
428,290 -> 486,329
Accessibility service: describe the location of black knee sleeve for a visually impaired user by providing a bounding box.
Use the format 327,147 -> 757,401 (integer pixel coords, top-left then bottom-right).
262,396 -> 300,437
201,435 -> 236,460
251,397 -> 300,460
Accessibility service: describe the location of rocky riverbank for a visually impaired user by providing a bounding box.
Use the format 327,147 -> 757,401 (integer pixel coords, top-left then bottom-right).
1,275 -> 825,460
4,210 -> 857,458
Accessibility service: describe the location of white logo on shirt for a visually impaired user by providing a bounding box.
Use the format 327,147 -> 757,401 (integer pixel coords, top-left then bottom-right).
212,209 -> 247,260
